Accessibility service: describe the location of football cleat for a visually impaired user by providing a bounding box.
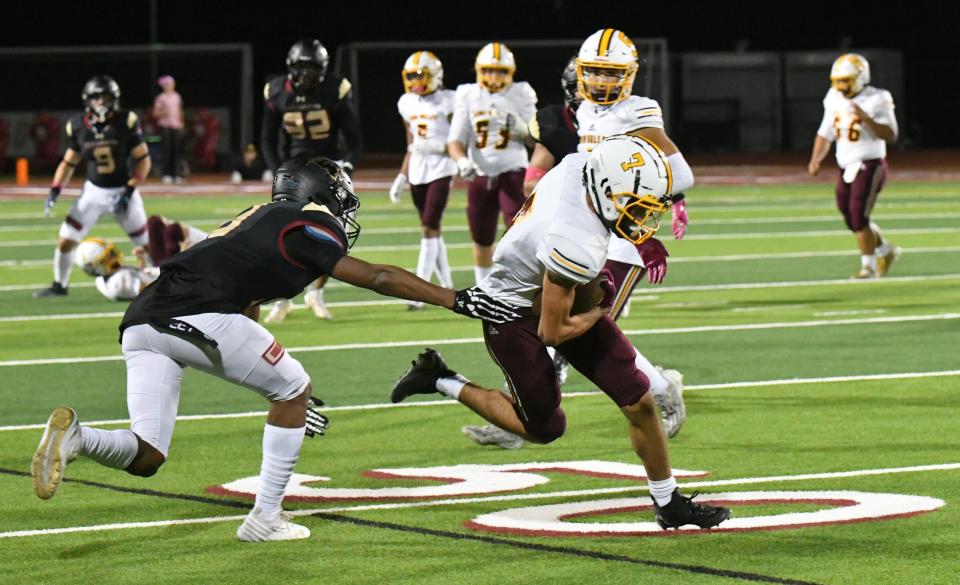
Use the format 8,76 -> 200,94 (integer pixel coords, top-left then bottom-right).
406,301 -> 425,311
852,267 -> 877,280
32,406 -> 82,500
877,246 -> 901,277
462,424 -> 525,450
264,299 -> 294,323
552,351 -> 569,386
653,489 -> 731,530
304,291 -> 333,320
654,367 -> 686,439
33,282 -> 68,298
237,507 -> 311,542
390,348 -> 456,403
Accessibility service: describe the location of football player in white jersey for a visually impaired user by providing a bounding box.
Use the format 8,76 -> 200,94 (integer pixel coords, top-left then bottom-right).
392,135 -> 730,531
448,42 -> 538,284
808,53 -> 900,279
389,51 -> 458,310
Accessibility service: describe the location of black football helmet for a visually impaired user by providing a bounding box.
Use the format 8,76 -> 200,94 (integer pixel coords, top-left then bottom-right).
272,155 -> 360,249
82,75 -> 121,123
561,56 -> 581,109
286,38 -> 329,92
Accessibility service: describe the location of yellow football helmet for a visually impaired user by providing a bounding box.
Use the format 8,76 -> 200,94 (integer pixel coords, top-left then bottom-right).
830,53 -> 871,98
584,134 -> 672,244
74,237 -> 124,277
402,51 -> 444,95
475,42 -> 515,93
576,28 -> 639,105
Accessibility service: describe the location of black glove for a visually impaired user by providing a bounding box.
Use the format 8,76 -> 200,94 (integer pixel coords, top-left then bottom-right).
113,184 -> 135,215
44,186 -> 61,217
452,286 -> 521,324
304,396 -> 330,438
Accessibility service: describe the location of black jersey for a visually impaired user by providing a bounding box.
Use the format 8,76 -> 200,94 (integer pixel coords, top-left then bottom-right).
529,104 -> 579,162
65,110 -> 145,188
260,75 -> 363,172
120,201 -> 348,333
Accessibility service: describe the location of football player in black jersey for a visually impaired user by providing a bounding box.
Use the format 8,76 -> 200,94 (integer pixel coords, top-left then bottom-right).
35,76 -> 152,298
523,56 -> 581,197
261,38 -> 364,322
31,155 -> 518,542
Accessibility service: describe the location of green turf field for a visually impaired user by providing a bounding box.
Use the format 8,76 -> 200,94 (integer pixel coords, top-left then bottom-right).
1,180 -> 958,585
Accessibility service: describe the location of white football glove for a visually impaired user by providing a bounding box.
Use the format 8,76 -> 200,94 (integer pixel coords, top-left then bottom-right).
457,158 -> 479,181
503,113 -> 529,141
407,139 -> 446,155
261,169 -> 273,183
389,173 -> 407,204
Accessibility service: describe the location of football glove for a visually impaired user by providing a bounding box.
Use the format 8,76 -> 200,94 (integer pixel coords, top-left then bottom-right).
671,198 -> 688,240
597,268 -> 617,310
452,286 -> 521,324
637,237 -> 669,284
113,184 -> 135,216
503,113 -> 529,141
457,157 -> 479,181
44,186 -> 61,218
304,396 -> 330,438
389,173 -> 407,204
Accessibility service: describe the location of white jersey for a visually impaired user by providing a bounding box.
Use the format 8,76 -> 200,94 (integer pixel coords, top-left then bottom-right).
181,224 -> 207,250
480,153 -> 609,307
817,86 -> 897,169
448,82 -> 538,176
576,95 -> 664,153
397,89 -> 458,185
95,266 -> 159,301
577,95 -> 664,266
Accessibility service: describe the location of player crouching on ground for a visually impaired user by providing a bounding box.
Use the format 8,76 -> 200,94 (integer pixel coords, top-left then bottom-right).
32,155 -> 518,542
391,136 -> 730,530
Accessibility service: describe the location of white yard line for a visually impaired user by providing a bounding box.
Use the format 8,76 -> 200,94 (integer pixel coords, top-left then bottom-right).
2,369 -> 958,432
2,460 -> 957,539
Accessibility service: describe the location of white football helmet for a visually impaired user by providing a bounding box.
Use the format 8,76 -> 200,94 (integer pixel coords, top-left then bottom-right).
576,28 -> 638,105
74,237 -> 123,277
830,53 -> 870,97
584,135 -> 671,244
402,51 -> 443,95
475,42 -> 515,93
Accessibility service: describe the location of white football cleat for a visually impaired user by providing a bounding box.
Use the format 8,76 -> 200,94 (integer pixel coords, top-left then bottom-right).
654,367 -> 686,439
462,424 -> 525,450
304,291 -> 333,320
32,406 -> 82,500
264,299 -> 294,323
237,507 -> 311,542
851,267 -> 877,280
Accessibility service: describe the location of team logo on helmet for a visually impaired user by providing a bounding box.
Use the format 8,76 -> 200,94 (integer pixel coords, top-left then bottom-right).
475,42 -> 516,93
576,29 -> 639,105
402,51 -> 444,96
74,237 -> 124,277
830,53 -> 870,98
583,135 -> 672,244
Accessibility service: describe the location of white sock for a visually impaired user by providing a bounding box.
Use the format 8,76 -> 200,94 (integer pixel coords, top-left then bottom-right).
306,280 -> 322,294
435,236 -> 454,288
862,254 -> 877,271
54,248 -> 73,286
634,350 -> 668,397
417,237 -> 440,283
80,427 -> 139,469
474,265 -> 493,285
254,424 -> 305,520
648,476 -> 678,506
436,374 -> 470,400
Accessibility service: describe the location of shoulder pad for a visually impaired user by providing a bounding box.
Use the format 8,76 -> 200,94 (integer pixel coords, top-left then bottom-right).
66,119 -> 73,137
528,113 -> 541,142
338,78 -> 352,100
263,82 -> 272,101
521,82 -> 538,102
302,202 -> 336,216
127,111 -> 139,129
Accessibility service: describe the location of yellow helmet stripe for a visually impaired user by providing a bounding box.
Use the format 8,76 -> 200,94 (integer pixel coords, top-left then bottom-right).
413,51 -> 422,66
493,42 -> 501,61
598,28 -> 616,56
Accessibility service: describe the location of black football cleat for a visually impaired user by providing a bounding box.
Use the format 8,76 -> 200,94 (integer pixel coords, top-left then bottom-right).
390,348 -> 457,403
33,282 -> 68,298
653,489 -> 731,530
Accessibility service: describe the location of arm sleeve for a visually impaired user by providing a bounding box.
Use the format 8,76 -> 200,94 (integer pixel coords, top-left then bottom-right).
334,91 -> 364,166
282,222 -> 348,275
447,86 -> 471,144
536,233 -> 600,285
667,152 -> 694,193
260,87 -> 282,172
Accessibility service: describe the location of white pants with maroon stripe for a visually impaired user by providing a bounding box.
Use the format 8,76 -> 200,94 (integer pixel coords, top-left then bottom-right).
120,312 -> 309,456
59,180 -> 147,242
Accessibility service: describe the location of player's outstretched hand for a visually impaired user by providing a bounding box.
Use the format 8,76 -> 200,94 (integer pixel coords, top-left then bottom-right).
452,286 -> 520,324
305,396 -> 329,438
